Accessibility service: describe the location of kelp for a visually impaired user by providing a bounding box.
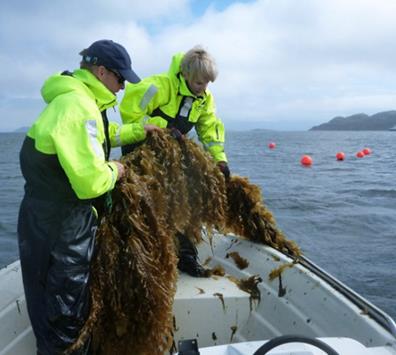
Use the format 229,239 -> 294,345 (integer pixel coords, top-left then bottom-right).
70,130 -> 300,355
227,274 -> 263,309
223,176 -> 300,256
226,251 -> 249,270
268,261 -> 297,281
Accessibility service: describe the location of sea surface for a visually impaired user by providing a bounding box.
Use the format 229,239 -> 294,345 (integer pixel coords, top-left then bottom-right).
0,131 -> 395,320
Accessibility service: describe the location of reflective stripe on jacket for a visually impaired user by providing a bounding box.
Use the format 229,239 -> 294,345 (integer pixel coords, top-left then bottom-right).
120,53 -> 227,163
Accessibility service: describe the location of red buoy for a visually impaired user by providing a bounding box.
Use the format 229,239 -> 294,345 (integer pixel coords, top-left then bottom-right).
268,142 -> 276,149
300,155 -> 313,166
362,147 -> 372,155
336,152 -> 345,161
356,151 -> 364,158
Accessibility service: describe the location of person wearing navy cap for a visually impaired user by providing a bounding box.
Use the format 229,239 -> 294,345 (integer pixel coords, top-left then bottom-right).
79,39 -> 141,86
17,39 -> 160,355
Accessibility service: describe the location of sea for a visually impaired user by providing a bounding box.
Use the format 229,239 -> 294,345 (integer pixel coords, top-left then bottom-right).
0,130 -> 395,320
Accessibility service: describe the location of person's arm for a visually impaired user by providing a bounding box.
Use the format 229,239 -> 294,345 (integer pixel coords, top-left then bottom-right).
108,121 -> 163,147
119,76 -> 171,128
53,118 -> 119,199
195,92 -> 228,164
108,121 -> 145,147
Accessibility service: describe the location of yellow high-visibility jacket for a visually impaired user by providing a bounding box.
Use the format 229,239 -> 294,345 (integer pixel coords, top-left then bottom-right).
21,69 -> 146,200
120,53 -> 227,163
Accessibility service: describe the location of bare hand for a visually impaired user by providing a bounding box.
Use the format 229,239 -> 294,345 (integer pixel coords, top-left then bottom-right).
169,127 -> 184,142
113,161 -> 125,180
217,161 -> 230,179
144,124 -> 162,134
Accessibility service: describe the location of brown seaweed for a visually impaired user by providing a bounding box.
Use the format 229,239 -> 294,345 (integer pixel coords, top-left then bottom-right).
226,251 -> 249,270
227,275 -> 263,311
213,292 -> 226,312
209,265 -> 226,277
224,176 -> 300,256
268,261 -> 296,281
69,130 -> 301,355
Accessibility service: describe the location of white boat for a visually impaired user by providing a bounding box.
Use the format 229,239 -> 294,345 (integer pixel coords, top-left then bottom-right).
1,232 -> 395,354
389,125 -> 396,131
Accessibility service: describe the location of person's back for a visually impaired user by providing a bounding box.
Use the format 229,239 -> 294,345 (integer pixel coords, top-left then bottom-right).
20,69 -> 117,202
17,39 -> 143,355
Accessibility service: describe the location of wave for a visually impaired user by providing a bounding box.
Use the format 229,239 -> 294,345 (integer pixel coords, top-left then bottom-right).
338,188 -> 396,198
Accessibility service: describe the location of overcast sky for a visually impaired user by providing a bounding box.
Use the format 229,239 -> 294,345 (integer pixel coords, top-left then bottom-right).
1,0 -> 396,131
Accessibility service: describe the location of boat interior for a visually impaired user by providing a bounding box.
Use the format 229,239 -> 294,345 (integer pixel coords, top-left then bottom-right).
1,232 -> 396,354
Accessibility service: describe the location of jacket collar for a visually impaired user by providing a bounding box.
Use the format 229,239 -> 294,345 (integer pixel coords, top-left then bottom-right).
178,73 -> 206,99
72,69 -> 117,111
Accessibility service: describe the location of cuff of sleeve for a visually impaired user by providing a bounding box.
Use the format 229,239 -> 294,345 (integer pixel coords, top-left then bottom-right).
120,123 -> 146,145
148,116 -> 168,128
107,162 -> 118,188
208,147 -> 227,163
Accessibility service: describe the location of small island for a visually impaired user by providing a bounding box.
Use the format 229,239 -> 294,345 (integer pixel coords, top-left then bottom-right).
310,110 -> 396,131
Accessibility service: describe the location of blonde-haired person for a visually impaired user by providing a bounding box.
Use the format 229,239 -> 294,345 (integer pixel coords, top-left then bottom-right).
180,45 -> 218,91
120,45 -> 230,277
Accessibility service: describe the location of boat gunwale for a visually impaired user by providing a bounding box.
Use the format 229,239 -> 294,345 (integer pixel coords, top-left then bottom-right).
295,254 -> 396,339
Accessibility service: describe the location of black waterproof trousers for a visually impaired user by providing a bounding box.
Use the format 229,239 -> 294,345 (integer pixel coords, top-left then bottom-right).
17,194 -> 97,355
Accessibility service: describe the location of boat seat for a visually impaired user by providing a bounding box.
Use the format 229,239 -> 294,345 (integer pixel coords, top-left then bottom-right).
173,272 -> 252,348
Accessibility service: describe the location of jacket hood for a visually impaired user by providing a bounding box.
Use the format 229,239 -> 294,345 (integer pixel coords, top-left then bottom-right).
168,52 -> 184,77
41,69 -> 117,111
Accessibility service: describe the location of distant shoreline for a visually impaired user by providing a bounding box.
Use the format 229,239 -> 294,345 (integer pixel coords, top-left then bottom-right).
310,110 -> 396,131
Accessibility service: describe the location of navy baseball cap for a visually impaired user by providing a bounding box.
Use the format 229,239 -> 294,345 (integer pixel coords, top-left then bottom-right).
80,39 -> 140,83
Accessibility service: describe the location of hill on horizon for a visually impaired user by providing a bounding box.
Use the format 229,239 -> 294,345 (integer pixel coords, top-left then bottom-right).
13,126 -> 29,133
310,110 -> 396,131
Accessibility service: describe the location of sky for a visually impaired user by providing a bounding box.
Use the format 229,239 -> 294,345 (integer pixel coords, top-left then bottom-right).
1,0 -> 396,131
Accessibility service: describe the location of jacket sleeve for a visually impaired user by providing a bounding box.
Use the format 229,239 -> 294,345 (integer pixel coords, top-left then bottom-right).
195,93 -> 228,163
108,121 -> 146,147
119,76 -> 171,128
52,118 -> 118,200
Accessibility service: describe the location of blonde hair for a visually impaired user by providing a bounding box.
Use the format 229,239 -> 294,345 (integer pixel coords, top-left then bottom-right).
181,45 -> 218,83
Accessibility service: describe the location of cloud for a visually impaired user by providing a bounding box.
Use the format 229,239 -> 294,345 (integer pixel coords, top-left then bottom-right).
2,0 -> 396,131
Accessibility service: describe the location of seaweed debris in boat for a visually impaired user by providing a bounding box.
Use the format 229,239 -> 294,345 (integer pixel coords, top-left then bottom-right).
210,265 -> 226,277
226,251 -> 249,269
196,287 -> 205,295
227,275 -> 263,311
269,261 -> 296,281
269,262 -> 297,297
203,256 -> 212,266
213,292 -> 226,312
229,325 -> 238,343
69,131 -> 300,355
237,275 -> 263,302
